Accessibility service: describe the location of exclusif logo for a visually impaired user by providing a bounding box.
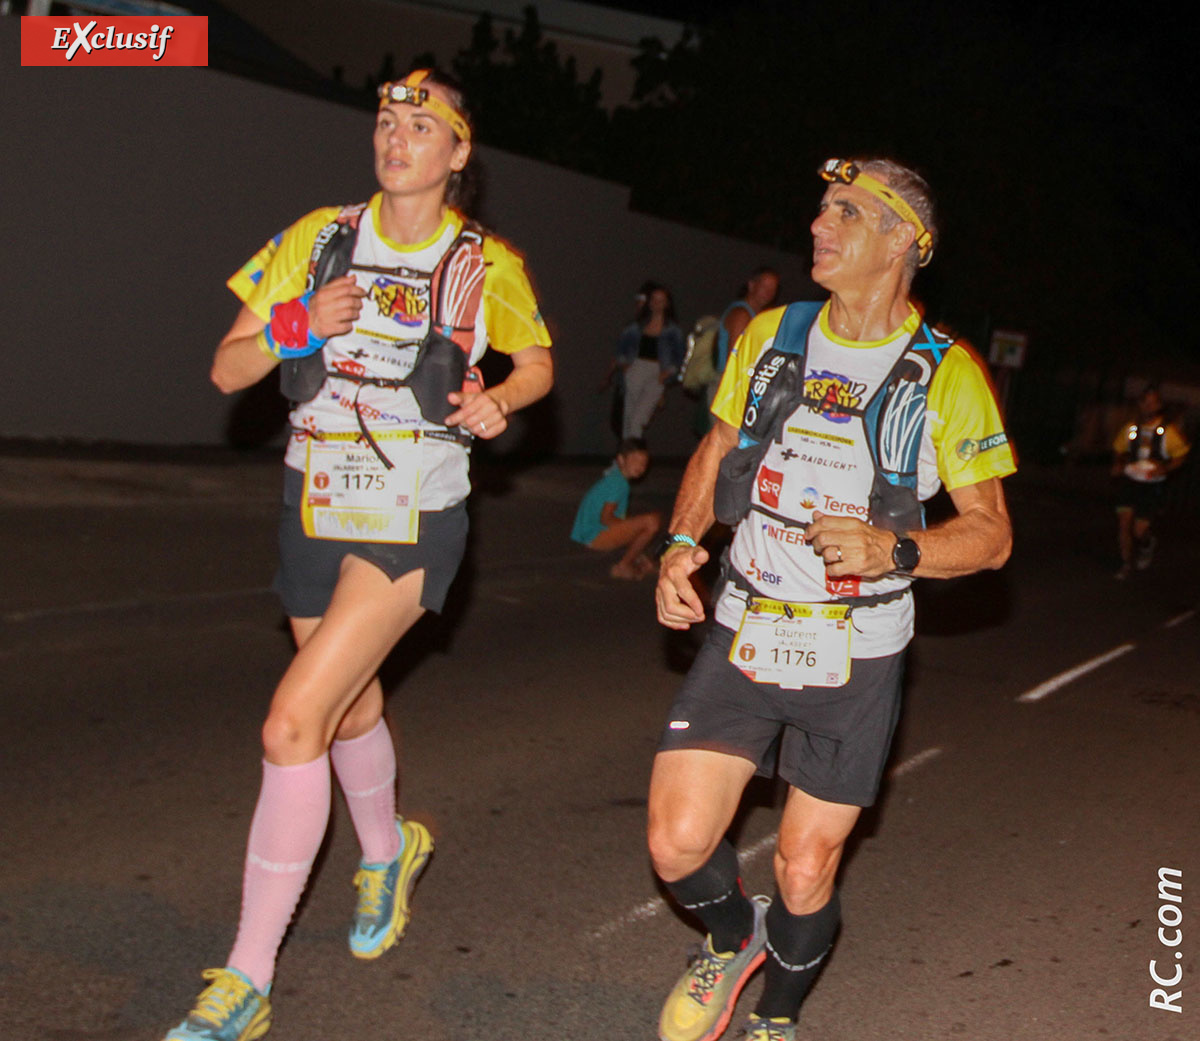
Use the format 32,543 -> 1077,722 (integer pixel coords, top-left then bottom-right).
21,16 -> 208,66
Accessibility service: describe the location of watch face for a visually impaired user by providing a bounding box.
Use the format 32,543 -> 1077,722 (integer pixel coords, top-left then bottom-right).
894,537 -> 920,571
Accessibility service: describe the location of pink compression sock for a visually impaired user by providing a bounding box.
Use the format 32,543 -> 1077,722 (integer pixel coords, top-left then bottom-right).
227,755 -> 331,992
330,717 -> 402,865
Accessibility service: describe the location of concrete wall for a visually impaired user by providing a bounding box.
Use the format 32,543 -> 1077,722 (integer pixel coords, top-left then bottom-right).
0,17 -> 814,458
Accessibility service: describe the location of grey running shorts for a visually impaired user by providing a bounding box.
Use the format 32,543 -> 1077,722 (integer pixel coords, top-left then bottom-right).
657,623 -> 905,807
273,465 -> 468,618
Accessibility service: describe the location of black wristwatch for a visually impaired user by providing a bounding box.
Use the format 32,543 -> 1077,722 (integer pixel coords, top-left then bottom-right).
892,535 -> 921,574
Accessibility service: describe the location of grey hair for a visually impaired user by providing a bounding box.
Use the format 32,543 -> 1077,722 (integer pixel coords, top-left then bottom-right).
855,158 -> 938,277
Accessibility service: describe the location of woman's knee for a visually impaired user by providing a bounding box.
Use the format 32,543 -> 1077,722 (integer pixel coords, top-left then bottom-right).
261,701 -> 329,763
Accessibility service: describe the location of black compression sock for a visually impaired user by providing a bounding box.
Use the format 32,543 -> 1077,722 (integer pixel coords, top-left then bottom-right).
754,890 -> 841,1020
664,839 -> 755,953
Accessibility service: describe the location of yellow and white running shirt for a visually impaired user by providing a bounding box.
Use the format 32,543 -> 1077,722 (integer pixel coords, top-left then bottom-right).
228,196 -> 551,511
711,302 -> 1016,658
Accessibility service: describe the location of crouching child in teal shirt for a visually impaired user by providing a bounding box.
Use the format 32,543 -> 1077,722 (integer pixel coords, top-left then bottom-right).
570,438 -> 662,578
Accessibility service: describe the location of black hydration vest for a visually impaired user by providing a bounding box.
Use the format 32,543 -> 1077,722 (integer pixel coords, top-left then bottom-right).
713,301 -> 950,533
279,204 -> 488,461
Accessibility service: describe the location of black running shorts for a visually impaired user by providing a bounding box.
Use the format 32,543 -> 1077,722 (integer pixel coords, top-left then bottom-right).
657,623 -> 905,807
273,465 -> 468,618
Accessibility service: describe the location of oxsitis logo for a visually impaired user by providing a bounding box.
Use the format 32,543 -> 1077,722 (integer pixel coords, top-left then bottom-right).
21,16 -> 208,66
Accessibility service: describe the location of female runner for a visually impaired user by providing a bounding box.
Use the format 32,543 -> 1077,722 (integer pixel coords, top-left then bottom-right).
165,69 -> 553,1041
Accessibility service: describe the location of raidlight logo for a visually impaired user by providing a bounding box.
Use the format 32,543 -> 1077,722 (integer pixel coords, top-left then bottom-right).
21,16 -> 208,67
757,465 -> 783,509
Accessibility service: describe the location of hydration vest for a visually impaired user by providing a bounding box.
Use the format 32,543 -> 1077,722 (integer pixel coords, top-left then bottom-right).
714,301 -> 950,533
280,203 -> 488,460
1120,419 -> 1169,463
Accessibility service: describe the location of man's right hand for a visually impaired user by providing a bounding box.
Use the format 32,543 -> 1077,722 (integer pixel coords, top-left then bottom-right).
656,544 -> 709,629
308,274 -> 366,339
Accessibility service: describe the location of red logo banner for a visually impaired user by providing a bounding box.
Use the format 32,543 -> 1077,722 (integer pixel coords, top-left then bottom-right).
21,16 -> 208,67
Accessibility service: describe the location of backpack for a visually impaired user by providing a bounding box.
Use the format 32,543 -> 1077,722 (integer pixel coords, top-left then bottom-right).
279,204 -> 486,417
713,301 -> 948,531
680,315 -> 721,392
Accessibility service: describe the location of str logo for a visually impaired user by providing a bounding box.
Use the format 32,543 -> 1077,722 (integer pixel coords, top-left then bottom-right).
757,465 -> 783,508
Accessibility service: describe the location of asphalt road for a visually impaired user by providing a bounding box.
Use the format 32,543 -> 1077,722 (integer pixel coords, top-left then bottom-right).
1,450 -> 1196,1041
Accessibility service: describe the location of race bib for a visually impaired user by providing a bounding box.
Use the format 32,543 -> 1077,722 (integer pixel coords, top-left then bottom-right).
729,598 -> 852,689
302,433 -> 420,543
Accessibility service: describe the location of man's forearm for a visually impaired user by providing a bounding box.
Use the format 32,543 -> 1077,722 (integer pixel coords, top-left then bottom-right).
666,421 -> 738,540
908,478 -> 1012,579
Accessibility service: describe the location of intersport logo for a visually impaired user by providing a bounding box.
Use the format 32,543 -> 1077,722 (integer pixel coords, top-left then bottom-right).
21,16 -> 208,66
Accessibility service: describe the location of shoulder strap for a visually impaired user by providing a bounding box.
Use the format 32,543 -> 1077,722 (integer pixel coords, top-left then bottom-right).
862,322 -> 948,487
736,301 -> 824,447
306,202 -> 368,292
429,220 -> 487,356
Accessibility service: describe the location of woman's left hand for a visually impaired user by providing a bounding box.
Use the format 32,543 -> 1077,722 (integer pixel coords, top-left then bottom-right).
445,388 -> 508,439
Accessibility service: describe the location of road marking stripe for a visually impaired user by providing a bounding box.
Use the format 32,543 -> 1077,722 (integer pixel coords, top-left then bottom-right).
1,586 -> 272,623
1016,643 -> 1137,703
889,746 -> 943,778
1165,609 -> 1196,629
590,747 -> 943,940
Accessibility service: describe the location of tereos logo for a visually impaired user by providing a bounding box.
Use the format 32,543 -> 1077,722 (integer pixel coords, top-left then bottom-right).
800,486 -> 819,509
738,643 -> 757,662
956,438 -> 980,461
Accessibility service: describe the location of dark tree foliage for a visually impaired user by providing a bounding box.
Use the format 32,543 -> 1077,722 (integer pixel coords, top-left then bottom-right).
450,7 -> 609,173
377,0 -> 1194,391
610,0 -> 1196,374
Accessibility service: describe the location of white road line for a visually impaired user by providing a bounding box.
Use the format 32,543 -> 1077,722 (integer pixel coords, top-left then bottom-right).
1016,643 -> 1137,703
1165,609 -> 1196,629
888,746 -> 943,779
590,896 -> 668,939
590,747 -> 944,940
1,586 -> 272,623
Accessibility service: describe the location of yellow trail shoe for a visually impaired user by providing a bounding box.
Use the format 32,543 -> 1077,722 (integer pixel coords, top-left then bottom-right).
658,894 -> 770,1041
742,1015 -> 796,1041
350,817 -> 434,959
164,967 -> 271,1041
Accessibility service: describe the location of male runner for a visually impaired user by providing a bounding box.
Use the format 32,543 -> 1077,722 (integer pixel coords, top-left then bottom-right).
649,158 -> 1016,1041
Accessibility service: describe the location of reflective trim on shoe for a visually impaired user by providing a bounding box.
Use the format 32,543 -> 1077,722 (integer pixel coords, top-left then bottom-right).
349,816 -> 434,959
658,893 -> 771,1041
740,1015 -> 796,1041
164,967 -> 272,1041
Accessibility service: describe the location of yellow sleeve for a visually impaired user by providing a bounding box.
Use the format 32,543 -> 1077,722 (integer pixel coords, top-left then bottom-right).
1165,423 -> 1191,461
927,343 -> 1018,490
1113,421 -> 1136,455
225,206 -> 341,322
710,307 -> 788,428
480,237 -> 552,354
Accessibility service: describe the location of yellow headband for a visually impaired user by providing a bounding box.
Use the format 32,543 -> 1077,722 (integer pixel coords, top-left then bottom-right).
377,70 -> 471,143
819,158 -> 933,265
